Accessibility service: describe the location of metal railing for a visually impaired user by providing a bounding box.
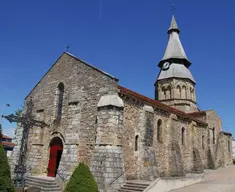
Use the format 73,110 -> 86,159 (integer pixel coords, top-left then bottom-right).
109,171 -> 125,186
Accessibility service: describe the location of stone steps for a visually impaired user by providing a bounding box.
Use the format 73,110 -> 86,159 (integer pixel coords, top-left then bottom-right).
118,180 -> 150,192
25,176 -> 62,192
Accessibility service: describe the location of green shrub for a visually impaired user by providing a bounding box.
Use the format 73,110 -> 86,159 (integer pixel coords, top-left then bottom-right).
64,163 -> 98,192
0,143 -> 14,192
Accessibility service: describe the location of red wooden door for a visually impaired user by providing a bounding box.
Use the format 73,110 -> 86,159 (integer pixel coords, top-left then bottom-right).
47,145 -> 62,177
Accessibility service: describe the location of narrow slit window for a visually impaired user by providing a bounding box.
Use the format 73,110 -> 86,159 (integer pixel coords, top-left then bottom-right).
135,135 -> 139,151
57,83 -> 64,122
157,119 -> 162,142
182,127 -> 185,146
212,127 -> 215,144
202,135 -> 205,149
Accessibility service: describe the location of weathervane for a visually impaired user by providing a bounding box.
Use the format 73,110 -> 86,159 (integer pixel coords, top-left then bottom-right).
171,4 -> 176,16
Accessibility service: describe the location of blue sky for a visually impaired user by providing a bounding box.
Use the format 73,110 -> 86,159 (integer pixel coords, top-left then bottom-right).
0,0 -> 235,137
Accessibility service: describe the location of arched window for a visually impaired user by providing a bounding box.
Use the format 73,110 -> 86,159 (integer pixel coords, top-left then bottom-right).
228,140 -> 230,152
212,127 -> 215,144
182,86 -> 186,99
166,86 -> 171,99
176,85 -> 181,99
181,127 -> 185,145
190,88 -> 194,101
157,119 -> 162,142
135,135 -> 139,151
202,135 -> 205,149
162,88 -> 166,100
57,83 -> 64,122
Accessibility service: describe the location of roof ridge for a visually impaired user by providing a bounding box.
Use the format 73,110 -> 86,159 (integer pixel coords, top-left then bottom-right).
64,52 -> 118,81
25,52 -> 118,100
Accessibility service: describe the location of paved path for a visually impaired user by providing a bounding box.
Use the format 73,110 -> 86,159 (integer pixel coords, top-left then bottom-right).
171,165 -> 235,192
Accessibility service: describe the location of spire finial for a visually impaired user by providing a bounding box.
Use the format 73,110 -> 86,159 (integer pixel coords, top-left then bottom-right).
171,4 -> 176,16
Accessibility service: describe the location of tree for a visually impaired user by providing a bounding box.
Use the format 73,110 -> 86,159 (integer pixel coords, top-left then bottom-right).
64,163 -> 98,192
15,105 -> 24,119
0,143 -> 14,192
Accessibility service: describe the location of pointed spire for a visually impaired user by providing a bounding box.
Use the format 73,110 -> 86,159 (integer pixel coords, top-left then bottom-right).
158,15 -> 191,68
168,16 -> 180,34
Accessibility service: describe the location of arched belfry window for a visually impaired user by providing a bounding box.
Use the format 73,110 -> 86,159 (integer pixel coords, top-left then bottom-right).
190,87 -> 194,101
181,127 -> 185,146
176,85 -> 181,99
157,119 -> 162,142
182,86 -> 186,99
166,86 -> 171,99
57,82 -> 64,122
135,135 -> 139,151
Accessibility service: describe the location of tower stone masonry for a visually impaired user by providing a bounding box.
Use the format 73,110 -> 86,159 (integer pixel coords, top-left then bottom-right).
155,16 -> 197,113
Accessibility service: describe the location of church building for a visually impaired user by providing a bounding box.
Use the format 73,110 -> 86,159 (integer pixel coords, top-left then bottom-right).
11,15 -> 232,192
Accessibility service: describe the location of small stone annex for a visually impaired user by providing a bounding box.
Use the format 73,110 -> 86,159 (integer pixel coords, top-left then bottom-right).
10,16 -> 233,192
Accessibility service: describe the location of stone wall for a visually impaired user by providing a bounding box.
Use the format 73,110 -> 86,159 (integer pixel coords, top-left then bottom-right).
215,132 -> 233,167
91,99 -> 125,192
120,94 -> 214,180
9,122 -> 23,176
22,52 -> 118,180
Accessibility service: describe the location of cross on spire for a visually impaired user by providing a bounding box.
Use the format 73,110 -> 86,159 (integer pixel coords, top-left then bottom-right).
171,4 -> 176,16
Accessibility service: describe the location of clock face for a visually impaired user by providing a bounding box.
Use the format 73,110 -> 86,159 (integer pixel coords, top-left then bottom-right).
162,62 -> 170,70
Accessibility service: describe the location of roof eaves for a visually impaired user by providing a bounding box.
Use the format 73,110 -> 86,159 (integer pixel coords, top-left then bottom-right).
187,111 -> 207,117
2,135 -> 12,139
118,85 -> 207,126
65,52 -> 119,82
2,141 -> 16,147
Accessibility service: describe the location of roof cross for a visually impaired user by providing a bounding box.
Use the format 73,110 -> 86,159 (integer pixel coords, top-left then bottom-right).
171,4 -> 176,16
66,45 -> 70,52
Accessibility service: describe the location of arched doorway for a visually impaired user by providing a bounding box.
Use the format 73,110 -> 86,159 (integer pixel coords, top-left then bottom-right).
47,137 -> 63,177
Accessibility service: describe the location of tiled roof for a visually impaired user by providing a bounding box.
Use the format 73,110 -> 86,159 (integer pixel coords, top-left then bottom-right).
118,85 -> 207,126
2,134 -> 12,139
187,111 -> 207,117
2,141 -> 16,148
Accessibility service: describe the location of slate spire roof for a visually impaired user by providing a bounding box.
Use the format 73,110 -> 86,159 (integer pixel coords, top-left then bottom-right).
168,15 -> 180,33
158,15 -> 191,68
157,15 -> 195,83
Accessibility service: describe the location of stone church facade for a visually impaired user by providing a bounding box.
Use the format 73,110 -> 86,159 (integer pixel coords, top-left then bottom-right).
11,16 -> 232,191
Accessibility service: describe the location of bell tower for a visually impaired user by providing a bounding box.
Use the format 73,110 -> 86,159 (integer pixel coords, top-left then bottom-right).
155,15 -> 198,113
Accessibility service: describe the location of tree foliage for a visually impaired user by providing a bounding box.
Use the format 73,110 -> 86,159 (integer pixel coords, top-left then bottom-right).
0,143 -> 14,192
64,163 -> 98,192
15,106 -> 24,118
